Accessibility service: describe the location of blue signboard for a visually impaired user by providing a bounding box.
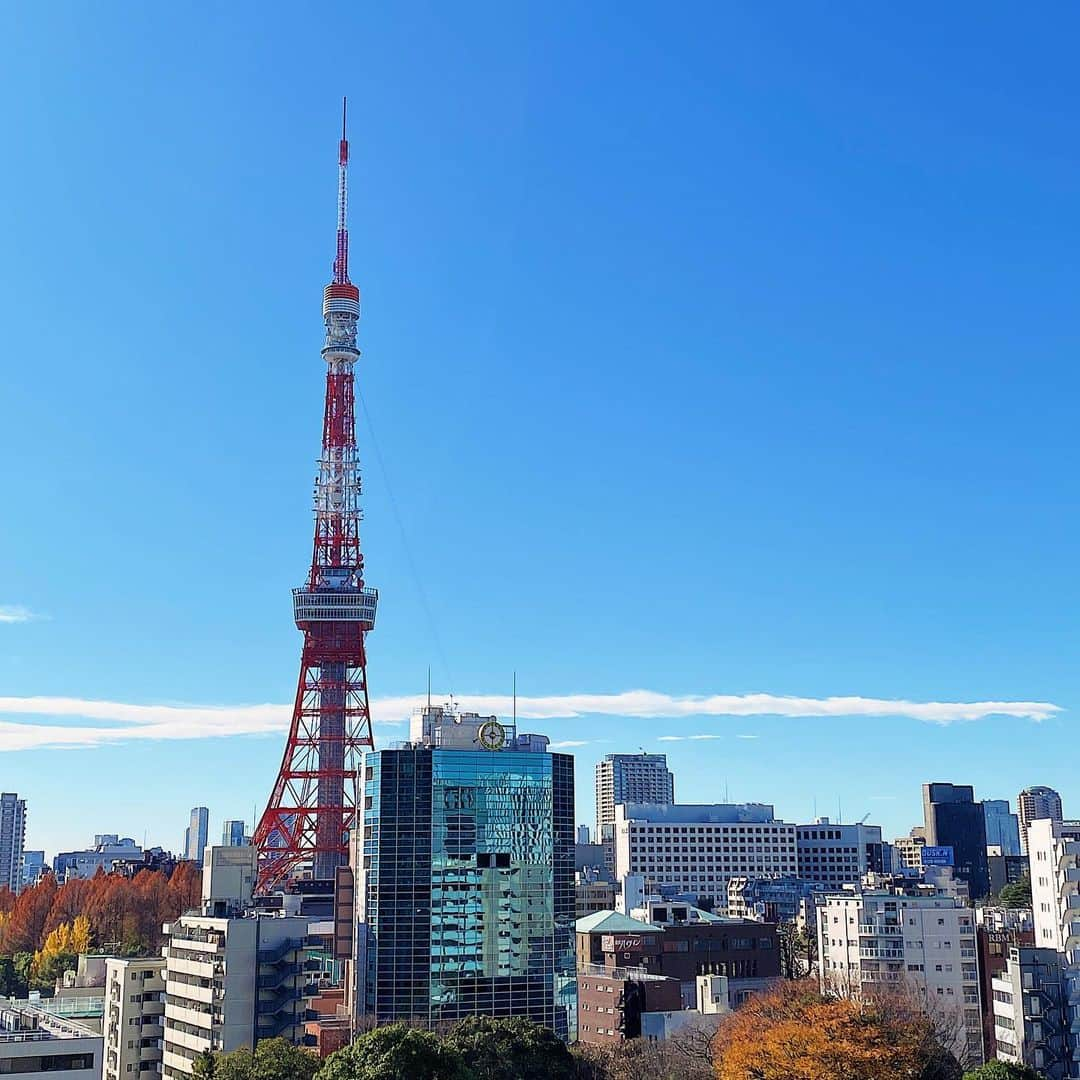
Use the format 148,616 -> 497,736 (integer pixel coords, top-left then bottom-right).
922,845 -> 954,867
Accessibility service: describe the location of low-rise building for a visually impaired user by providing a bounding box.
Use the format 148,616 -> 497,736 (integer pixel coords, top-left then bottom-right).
577,965 -> 681,1045
577,880 -> 617,919
0,1006 -> 101,1079
727,876 -> 827,923
104,956 -> 165,1080
54,837 -> 143,881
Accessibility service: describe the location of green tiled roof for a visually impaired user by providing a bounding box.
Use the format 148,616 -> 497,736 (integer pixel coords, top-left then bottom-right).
575,909 -> 664,934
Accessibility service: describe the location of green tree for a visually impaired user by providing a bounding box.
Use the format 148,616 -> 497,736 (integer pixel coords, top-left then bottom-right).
443,1016 -> 575,1080
0,956 -> 27,998
999,875 -> 1032,909
962,1062 -> 1044,1080
315,1025 -> 474,1080
191,1041 -> 318,1080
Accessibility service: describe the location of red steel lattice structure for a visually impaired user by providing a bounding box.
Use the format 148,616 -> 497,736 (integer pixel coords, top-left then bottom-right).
254,100 -> 377,894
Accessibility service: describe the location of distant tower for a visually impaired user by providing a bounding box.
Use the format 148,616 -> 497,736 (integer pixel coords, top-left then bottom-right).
1018,785 -> 1063,855
254,100 -> 377,894
186,807 -> 209,866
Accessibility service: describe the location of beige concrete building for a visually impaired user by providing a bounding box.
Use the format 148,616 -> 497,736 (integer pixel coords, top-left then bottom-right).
105,956 -> 165,1080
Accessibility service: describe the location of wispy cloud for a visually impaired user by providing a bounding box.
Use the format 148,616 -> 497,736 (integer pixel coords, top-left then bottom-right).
736,734 -> 759,740
549,740 -> 594,749
0,688 -> 1060,753
658,734 -> 724,742
0,606 -> 40,625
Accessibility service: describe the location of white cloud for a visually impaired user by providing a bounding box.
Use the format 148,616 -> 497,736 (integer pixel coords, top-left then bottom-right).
0,687 -> 1060,753
657,734 -> 724,742
0,606 -> 39,624
548,740 -> 593,749
736,734 -> 759,740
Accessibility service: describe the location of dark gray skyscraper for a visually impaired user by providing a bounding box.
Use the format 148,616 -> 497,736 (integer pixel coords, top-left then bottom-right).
922,783 -> 989,899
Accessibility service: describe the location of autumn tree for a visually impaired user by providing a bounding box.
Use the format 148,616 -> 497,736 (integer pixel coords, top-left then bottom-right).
711,981 -> 962,1080
0,873 -> 56,954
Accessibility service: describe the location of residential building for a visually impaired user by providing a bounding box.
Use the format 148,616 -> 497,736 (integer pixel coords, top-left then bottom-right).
984,800 -> 1022,857
578,964 -> 682,1045
923,783 -> 990,900
0,1007 -> 101,1079
222,820 -> 248,847
817,879 -> 984,1066
595,754 -> 674,839
796,818 -> 885,890
104,956 -> 165,1080
54,837 -> 143,881
351,705 -> 576,1037
184,808 -> 209,866
1019,787 -> 1064,856
0,793 -> 26,893
161,846 -> 311,1077
893,828 -> 927,872
640,974 -> 730,1042
726,876 -> 827,923
991,947 -> 1067,1079
19,850 -> 46,891
613,802 -> 797,911
975,907 -> 1035,1059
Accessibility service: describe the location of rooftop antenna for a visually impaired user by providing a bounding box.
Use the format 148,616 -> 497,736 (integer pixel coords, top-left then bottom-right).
513,671 -> 517,727
427,666 -> 431,709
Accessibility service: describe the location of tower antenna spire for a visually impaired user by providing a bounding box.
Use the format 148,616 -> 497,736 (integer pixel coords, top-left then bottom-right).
334,96 -> 350,285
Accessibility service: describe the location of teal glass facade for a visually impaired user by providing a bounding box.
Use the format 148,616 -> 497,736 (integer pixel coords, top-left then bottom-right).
362,746 -> 576,1037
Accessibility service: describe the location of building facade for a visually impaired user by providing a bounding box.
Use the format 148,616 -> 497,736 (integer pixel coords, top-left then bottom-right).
54,837 -> 142,881
355,707 -> 576,1037
796,818 -> 885,890
892,828 -> 927,872
594,754 -> 674,839
726,876 -> 826,924
161,846 -> 311,1078
1019,787 -> 1064,856
0,1007 -> 101,1080
104,956 -> 165,1080
0,793 -> 27,893
613,803 -> 797,911
184,808 -> 209,866
817,881 -> 984,1066
222,820 -> 248,847
991,947 -> 1067,1079
983,800 -> 1021,858
923,783 -> 990,901
19,850 -> 46,891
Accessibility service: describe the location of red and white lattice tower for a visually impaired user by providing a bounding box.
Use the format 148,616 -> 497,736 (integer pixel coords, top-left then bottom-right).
254,100 -> 376,894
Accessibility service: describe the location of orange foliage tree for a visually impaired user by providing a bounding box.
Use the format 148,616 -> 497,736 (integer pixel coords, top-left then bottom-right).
0,863 -> 203,958
712,982 -> 961,1080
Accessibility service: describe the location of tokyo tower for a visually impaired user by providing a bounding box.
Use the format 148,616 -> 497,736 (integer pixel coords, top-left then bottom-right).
254,100 -> 377,894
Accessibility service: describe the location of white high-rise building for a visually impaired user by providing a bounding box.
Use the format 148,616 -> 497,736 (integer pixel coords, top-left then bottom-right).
817,880 -> 983,1066
613,803 -> 797,910
1019,787 -> 1064,856
595,754 -> 674,837
0,793 -> 26,893
104,956 -> 166,1080
184,807 -> 209,866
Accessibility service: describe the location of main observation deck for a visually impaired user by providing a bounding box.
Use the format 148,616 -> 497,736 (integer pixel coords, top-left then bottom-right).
293,587 -> 378,630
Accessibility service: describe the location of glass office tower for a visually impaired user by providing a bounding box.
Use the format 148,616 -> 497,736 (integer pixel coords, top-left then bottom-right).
359,718 -> 575,1038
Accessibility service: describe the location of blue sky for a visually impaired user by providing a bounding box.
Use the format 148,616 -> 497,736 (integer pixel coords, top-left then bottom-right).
1,4 -> 1078,856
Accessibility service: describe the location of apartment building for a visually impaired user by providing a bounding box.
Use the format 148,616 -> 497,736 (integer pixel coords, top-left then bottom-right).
1019,787 -> 1063,856
161,847 -> 311,1078
817,880 -> 983,1066
991,946 -> 1067,1079
613,803 -> 796,910
104,956 -> 165,1080
594,755 -> 674,838
0,793 -> 26,893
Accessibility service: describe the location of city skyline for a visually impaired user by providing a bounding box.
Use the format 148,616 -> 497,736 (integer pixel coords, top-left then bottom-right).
4,5 -> 1080,856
